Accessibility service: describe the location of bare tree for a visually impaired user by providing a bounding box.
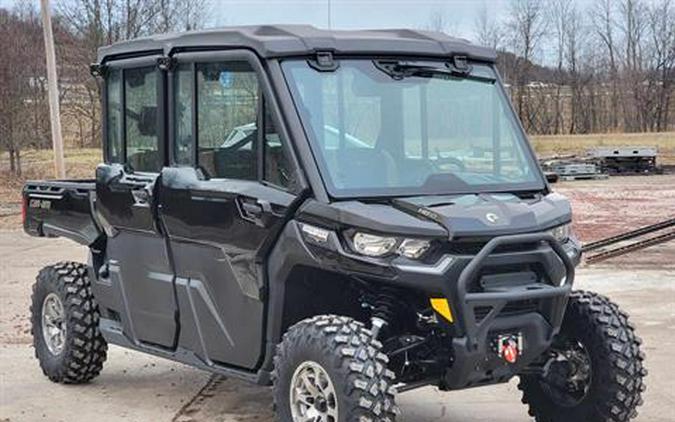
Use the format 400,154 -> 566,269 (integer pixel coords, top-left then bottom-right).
591,0 -> 621,130
0,1 -> 51,176
474,2 -> 502,50
155,0 -> 211,33
53,0 -> 211,148
506,0 -> 546,131
547,0 -> 572,134
647,0 -> 675,131
422,6 -> 458,36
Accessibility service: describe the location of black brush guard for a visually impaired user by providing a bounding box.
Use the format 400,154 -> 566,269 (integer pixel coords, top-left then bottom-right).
441,233 -> 575,390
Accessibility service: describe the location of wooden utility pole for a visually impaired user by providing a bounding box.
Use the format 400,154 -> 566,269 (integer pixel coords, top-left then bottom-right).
40,0 -> 65,179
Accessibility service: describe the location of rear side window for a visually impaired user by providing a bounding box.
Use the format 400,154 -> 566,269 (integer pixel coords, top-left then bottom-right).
106,69 -> 122,163
125,67 -> 160,172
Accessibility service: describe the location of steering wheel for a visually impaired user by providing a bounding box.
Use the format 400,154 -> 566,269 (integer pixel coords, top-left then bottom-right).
432,156 -> 466,173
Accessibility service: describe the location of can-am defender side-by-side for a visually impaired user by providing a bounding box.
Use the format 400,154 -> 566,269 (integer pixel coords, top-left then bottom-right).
23,26 -> 645,421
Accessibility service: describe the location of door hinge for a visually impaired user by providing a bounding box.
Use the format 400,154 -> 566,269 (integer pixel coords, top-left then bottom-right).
451,55 -> 471,74
89,63 -> 107,78
309,51 -> 339,71
157,56 -> 177,71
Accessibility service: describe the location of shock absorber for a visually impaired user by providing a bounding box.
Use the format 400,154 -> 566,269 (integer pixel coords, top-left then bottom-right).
371,288 -> 397,339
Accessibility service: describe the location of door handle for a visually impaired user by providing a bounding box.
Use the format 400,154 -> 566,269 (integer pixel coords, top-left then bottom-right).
131,187 -> 151,207
237,197 -> 285,227
240,201 -> 263,219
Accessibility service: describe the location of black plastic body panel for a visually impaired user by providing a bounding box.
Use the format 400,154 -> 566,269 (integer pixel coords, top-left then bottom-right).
95,163 -> 178,350
98,25 -> 497,64
23,180 -> 101,245
259,219 -> 579,389
93,234 -> 177,348
159,166 -> 297,369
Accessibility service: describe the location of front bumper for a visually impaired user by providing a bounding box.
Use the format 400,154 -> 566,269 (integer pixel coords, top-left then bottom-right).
288,222 -> 578,389
437,233 -> 575,389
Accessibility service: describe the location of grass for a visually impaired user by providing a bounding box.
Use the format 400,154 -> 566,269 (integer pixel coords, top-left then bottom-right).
0,148 -> 101,228
530,132 -> 675,163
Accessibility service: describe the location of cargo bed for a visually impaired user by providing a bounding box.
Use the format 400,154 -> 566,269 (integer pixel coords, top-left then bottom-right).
23,180 -> 101,245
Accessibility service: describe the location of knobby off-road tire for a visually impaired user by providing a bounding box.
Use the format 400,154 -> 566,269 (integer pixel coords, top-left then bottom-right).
519,290 -> 646,422
273,315 -> 399,422
30,261 -> 108,383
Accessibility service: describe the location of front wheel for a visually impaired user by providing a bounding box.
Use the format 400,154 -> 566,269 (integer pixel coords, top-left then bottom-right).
273,315 -> 399,422
519,290 -> 646,422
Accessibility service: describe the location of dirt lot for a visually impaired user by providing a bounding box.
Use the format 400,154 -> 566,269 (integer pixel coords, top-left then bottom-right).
554,175 -> 675,269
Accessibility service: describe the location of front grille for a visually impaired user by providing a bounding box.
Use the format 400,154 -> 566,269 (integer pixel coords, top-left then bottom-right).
474,299 -> 539,323
441,239 -> 542,255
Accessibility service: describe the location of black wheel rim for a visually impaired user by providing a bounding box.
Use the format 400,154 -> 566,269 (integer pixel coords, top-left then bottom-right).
538,338 -> 593,407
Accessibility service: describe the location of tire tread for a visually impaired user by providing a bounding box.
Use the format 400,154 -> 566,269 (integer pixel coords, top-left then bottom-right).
30,261 -> 107,384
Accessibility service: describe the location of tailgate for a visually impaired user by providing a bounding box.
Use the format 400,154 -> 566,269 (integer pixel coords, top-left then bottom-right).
23,180 -> 101,245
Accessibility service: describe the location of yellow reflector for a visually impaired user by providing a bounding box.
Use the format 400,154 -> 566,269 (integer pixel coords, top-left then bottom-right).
430,298 -> 454,323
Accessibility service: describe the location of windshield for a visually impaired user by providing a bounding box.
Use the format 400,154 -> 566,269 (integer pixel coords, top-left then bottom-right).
282,59 -> 544,198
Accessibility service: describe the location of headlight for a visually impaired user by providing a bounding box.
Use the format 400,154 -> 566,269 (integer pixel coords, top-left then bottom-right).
398,238 -> 431,259
351,232 -> 431,259
351,232 -> 398,257
299,223 -> 330,243
548,223 -> 572,243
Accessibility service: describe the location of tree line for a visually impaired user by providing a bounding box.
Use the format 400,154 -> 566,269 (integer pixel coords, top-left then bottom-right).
472,0 -> 675,135
1,0 -> 209,175
1,0 -> 674,177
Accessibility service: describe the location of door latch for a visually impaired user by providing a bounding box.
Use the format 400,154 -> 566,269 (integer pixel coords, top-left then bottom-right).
131,188 -> 150,207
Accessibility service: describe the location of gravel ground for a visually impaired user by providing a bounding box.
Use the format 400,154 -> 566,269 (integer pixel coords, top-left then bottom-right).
555,174 -> 675,270
1,232 -> 672,422
1,174 -> 674,421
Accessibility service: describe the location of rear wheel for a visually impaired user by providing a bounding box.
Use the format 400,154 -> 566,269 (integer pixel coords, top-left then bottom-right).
273,315 -> 399,421
30,262 -> 108,384
519,290 -> 646,422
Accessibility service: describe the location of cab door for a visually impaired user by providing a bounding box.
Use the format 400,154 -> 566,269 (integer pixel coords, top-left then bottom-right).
94,58 -> 178,349
158,51 -> 301,369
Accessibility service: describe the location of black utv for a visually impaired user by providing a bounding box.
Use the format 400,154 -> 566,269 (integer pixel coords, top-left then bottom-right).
23,25 -> 645,422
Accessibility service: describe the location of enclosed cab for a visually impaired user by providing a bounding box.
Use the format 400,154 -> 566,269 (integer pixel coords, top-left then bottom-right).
24,26 -> 645,422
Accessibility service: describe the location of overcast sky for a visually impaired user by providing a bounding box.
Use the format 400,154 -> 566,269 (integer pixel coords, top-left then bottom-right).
0,0 -> 514,40
1,0 -> 631,65
208,0 -> 512,38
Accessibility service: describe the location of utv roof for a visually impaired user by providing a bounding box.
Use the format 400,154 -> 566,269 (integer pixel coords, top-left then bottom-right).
97,25 -> 497,64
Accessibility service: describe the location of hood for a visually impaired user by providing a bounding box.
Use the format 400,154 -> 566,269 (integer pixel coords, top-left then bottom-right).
393,192 -> 572,239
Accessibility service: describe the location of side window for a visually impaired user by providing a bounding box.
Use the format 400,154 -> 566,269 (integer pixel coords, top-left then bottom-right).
197,62 -> 259,179
125,67 -> 160,172
106,69 -> 122,163
172,59 -> 295,188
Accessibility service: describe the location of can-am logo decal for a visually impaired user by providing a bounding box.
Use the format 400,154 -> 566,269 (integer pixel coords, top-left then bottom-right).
485,212 -> 499,223
29,199 -> 51,210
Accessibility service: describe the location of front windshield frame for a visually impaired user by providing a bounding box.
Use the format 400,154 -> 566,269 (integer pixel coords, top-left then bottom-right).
281,57 -> 547,199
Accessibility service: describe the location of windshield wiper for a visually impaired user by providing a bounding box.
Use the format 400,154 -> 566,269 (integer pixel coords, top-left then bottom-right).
374,60 -> 496,84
